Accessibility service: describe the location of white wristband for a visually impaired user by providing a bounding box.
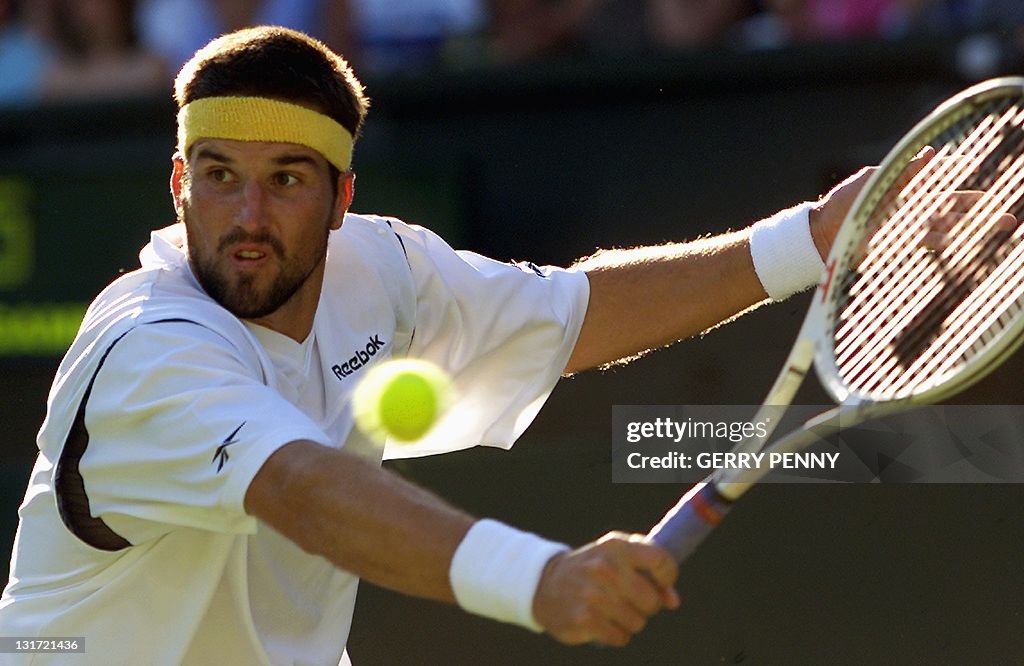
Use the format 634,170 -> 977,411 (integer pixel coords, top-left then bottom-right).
748,202 -> 824,301
449,519 -> 569,632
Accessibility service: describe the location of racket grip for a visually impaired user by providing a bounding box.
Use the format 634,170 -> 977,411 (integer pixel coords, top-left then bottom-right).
647,483 -> 733,564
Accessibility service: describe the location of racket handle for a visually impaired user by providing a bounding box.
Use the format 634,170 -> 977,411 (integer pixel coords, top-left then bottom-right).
646,483 -> 733,564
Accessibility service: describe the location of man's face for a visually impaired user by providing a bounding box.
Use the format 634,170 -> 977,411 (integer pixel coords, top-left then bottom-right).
173,139 -> 347,325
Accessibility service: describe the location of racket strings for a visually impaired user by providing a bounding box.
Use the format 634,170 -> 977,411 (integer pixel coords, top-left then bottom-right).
830,95 -> 1024,398
832,108 -> 1012,353
843,148 -> 1024,386
837,103 -> 1020,326
846,155 -> 1024,394
841,141 -> 1024,391
889,228 -> 1024,385
866,242 -> 1024,394
832,107 -> 1021,377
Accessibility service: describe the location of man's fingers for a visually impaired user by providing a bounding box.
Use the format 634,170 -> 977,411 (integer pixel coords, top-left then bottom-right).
590,616 -> 633,648
639,561 -> 681,610
660,580 -> 682,609
621,569 -> 664,616
923,230 -> 948,250
620,534 -> 678,584
602,595 -> 650,636
834,147 -> 1022,266
606,538 -> 682,624
894,144 -> 937,194
631,539 -> 681,609
922,212 -> 1018,250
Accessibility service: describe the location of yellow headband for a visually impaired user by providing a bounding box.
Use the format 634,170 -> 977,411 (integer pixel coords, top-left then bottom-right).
177,96 -> 353,171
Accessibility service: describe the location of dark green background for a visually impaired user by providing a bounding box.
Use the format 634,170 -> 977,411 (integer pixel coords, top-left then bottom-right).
2,39 -> 1023,664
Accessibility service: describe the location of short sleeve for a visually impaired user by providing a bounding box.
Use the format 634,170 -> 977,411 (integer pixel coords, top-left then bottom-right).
384,221 -> 590,459
76,321 -> 332,543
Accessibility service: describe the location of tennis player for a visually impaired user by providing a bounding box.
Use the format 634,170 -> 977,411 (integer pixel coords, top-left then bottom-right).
0,26 -> 870,665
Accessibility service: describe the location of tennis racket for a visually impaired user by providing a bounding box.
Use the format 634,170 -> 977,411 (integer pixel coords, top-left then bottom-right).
647,76 -> 1024,562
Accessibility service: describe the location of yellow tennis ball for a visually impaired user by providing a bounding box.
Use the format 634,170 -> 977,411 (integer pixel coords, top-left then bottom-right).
352,359 -> 453,442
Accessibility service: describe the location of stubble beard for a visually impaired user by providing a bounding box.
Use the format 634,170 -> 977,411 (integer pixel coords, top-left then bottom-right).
182,209 -> 331,320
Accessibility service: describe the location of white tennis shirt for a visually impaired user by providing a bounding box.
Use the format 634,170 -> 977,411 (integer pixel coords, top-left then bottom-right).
0,214 -> 588,665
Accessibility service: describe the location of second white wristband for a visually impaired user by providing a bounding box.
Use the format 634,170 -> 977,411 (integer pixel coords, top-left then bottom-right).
749,201 -> 823,301
449,519 -> 569,633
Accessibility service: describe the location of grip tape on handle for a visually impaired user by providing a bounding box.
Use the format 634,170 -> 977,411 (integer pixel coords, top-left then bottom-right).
647,483 -> 733,563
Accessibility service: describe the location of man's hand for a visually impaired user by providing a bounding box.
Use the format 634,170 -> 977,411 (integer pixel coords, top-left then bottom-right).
809,147 -> 939,260
919,190 -> 1019,253
808,147 -> 1020,264
531,532 -> 680,647
809,165 -> 872,260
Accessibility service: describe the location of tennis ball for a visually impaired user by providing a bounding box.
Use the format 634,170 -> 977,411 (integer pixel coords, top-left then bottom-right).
352,359 -> 453,443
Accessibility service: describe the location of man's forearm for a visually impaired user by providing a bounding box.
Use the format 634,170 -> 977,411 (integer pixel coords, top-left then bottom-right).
563,165 -> 882,374
565,228 -> 767,374
245,440 -> 474,602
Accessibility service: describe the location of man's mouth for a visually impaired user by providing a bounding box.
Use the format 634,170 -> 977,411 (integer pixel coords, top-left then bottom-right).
218,230 -> 285,260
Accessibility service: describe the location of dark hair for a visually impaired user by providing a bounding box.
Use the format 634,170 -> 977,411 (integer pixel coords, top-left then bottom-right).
174,25 -> 369,141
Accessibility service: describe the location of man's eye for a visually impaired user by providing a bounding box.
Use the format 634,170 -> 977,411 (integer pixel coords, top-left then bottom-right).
275,173 -> 300,187
209,168 -> 234,183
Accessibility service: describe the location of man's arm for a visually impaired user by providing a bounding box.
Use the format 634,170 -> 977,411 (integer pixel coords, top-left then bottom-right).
565,227 -> 763,374
245,439 -> 679,645
245,440 -> 472,601
565,167 -> 875,374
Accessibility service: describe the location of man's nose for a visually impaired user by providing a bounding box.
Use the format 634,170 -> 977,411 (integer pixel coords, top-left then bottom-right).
235,179 -> 268,228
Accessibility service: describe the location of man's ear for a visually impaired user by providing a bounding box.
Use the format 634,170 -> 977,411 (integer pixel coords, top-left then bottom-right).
332,171 -> 355,230
170,153 -> 186,215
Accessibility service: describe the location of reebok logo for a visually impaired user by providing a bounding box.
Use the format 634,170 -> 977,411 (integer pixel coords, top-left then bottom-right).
212,421 -> 245,473
332,334 -> 386,379
516,261 -> 550,278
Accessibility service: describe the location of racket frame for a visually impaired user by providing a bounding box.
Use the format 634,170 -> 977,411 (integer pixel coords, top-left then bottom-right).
816,76 -> 1024,409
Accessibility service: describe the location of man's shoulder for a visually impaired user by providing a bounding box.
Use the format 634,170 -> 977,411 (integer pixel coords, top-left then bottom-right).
89,263 -> 210,321
334,212 -> 409,245
332,213 -> 453,271
327,212 -> 418,274
80,261 -> 250,360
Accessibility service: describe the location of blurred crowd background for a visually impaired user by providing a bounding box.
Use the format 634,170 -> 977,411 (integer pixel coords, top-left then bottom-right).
2,0 -> 1024,105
